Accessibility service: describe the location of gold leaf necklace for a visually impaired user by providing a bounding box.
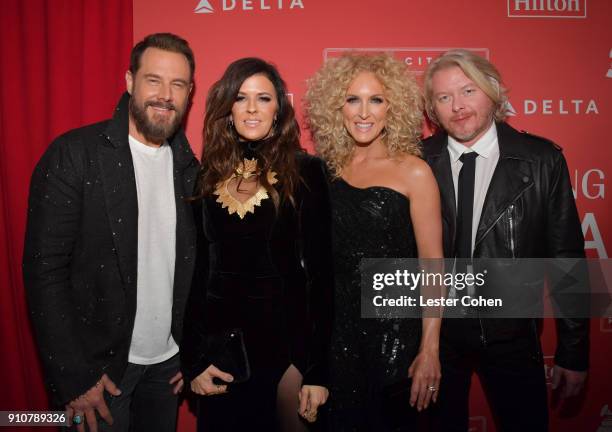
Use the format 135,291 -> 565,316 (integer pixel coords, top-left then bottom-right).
214,157 -> 278,219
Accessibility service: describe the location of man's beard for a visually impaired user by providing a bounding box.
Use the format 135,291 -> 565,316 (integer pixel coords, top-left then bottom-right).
129,96 -> 185,144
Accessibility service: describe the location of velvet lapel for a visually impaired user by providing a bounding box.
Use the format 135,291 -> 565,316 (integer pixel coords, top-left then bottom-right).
98,93 -> 138,290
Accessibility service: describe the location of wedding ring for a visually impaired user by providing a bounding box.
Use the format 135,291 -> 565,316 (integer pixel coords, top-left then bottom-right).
428,385 -> 437,392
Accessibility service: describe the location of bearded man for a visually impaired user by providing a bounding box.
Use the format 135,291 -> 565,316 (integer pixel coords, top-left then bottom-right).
23,33 -> 199,432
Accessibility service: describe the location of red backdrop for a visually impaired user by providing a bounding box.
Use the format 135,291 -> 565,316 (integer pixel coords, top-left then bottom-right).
0,1 -> 132,431
1,1 -> 610,432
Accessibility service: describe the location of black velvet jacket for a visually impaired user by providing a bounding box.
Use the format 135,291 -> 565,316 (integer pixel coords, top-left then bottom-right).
181,152 -> 335,386
23,93 -> 199,406
423,122 -> 589,371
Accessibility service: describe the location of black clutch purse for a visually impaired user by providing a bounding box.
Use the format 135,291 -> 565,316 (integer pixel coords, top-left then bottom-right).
381,377 -> 417,428
207,328 -> 251,385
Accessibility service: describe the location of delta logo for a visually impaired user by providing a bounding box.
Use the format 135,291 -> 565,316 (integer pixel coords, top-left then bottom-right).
323,48 -> 489,75
507,0 -> 587,18
195,0 -> 304,14
505,98 -> 599,116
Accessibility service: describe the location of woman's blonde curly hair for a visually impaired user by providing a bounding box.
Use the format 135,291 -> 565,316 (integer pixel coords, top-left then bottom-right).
304,53 -> 423,176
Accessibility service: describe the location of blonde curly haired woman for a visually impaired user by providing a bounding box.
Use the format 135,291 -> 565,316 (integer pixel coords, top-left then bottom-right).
305,53 -> 443,430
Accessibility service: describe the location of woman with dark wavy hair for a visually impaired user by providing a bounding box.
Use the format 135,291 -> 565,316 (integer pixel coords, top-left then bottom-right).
180,57 -> 333,431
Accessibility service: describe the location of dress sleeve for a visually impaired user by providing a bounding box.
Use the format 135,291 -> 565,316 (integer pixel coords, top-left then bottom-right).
298,156 -> 335,386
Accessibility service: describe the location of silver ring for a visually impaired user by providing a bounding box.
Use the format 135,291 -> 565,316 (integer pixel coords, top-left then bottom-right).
73,414 -> 84,425
428,386 -> 437,392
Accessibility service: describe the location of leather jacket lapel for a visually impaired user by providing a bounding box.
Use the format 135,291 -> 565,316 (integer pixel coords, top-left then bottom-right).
474,128 -> 534,250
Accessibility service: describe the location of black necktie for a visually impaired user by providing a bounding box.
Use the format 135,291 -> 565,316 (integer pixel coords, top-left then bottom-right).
456,152 -> 478,259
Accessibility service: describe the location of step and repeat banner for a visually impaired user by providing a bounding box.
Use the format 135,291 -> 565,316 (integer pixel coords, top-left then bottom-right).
134,1 -> 611,430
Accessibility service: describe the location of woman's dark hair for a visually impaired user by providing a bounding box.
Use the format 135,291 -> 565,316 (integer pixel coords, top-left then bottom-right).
197,57 -> 303,208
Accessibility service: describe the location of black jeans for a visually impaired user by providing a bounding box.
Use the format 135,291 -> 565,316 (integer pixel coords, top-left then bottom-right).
99,353 -> 180,432
431,321 -> 548,432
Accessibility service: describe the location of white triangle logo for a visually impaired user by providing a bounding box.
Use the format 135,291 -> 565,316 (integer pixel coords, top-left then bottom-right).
195,0 -> 214,13
505,100 -> 516,117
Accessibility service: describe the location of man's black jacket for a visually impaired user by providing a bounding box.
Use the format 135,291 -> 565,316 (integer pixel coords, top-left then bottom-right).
422,121 -> 589,371
23,92 -> 200,405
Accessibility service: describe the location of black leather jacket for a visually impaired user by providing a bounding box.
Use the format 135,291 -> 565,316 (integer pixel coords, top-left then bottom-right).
423,122 -> 589,371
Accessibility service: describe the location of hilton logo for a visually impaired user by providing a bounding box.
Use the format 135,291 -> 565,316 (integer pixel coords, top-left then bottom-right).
507,0 -> 587,18
323,48 -> 489,75
195,0 -> 304,13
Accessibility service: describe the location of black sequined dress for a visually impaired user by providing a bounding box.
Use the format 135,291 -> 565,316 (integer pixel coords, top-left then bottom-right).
328,178 -> 421,431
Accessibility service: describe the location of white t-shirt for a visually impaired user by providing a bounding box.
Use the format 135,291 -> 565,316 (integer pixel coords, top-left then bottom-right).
127,135 -> 178,365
